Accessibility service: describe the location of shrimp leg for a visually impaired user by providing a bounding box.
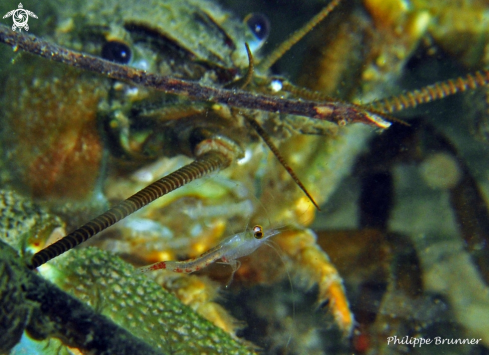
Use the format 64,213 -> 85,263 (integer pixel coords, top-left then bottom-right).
138,244 -> 231,273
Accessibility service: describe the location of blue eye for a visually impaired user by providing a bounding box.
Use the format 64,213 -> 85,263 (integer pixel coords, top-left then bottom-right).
244,13 -> 270,52
101,41 -> 132,64
245,13 -> 270,42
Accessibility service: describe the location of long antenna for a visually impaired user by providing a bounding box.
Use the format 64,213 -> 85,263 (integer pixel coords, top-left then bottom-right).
246,115 -> 321,210
229,47 -> 321,209
366,70 -> 489,113
257,0 -> 342,73
28,151 -> 233,269
225,43 -> 254,89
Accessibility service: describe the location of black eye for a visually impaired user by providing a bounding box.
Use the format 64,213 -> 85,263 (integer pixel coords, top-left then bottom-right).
253,225 -> 264,239
101,41 -> 132,64
245,13 -> 270,41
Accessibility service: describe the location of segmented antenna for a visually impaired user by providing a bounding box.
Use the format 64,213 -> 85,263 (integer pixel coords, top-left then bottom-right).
257,0 -> 342,73
28,152 -> 232,269
246,115 -> 321,210
225,43 -> 254,89
227,45 -> 322,208
367,70 -> 489,114
281,80 -> 337,102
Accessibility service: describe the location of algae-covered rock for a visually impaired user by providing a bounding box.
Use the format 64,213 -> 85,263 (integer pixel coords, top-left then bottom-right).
46,247 -> 255,354
0,239 -> 30,354
0,188 -> 253,354
0,189 -> 63,252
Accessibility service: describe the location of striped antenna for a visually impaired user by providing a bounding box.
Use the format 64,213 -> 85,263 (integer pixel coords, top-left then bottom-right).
225,43 -> 255,89
257,0 -> 342,73
28,152 -> 232,269
367,70 -> 489,114
246,115 -> 321,210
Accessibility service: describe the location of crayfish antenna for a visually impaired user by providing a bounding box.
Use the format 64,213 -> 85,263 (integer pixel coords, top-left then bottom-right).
28,150 -> 235,269
245,115 -> 321,211
257,0 -> 342,73
367,70 -> 489,114
225,43 -> 254,89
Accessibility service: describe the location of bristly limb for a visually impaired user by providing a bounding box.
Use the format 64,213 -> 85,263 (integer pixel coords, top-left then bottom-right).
246,115 -> 321,210
0,24 -> 388,129
281,80 -> 408,126
281,80 -> 337,103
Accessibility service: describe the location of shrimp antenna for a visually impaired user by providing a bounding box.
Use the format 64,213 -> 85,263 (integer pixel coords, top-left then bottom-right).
257,0 -> 342,73
225,43 -> 254,89
264,237 -> 295,349
366,70 -> 489,114
245,115 -> 321,210
28,150 -> 234,269
256,195 -> 272,229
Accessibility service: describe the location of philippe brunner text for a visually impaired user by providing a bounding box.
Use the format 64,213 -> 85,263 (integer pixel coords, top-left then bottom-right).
387,336 -> 483,348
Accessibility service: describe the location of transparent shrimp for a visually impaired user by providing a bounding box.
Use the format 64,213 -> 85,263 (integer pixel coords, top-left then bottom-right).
137,225 -> 282,273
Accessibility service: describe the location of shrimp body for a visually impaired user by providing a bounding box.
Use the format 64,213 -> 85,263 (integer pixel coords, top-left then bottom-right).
138,225 -> 281,273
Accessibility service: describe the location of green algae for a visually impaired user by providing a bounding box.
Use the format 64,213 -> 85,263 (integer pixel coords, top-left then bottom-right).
46,247 -> 255,355
0,189 -> 254,354
0,189 -> 63,252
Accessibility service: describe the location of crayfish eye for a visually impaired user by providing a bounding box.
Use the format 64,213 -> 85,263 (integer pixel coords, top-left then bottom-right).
101,41 -> 132,64
245,13 -> 270,43
253,225 -> 264,239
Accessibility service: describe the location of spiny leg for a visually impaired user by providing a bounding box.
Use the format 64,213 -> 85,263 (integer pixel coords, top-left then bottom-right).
281,80 -> 337,103
271,228 -> 354,335
2,23 -> 487,127
0,24 -> 397,127
28,137 -> 242,269
279,80 -> 409,126
271,70 -> 489,126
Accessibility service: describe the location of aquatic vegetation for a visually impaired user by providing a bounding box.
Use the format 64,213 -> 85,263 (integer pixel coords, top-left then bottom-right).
0,189 -> 63,252
0,234 -> 252,354
1,0 -> 489,353
48,246 -> 255,354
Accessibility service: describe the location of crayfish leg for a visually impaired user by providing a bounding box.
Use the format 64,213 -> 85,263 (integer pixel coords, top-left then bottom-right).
274,228 -> 354,335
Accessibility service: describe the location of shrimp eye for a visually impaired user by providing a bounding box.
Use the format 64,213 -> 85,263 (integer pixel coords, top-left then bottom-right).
101,41 -> 132,64
253,225 -> 264,239
245,13 -> 270,42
